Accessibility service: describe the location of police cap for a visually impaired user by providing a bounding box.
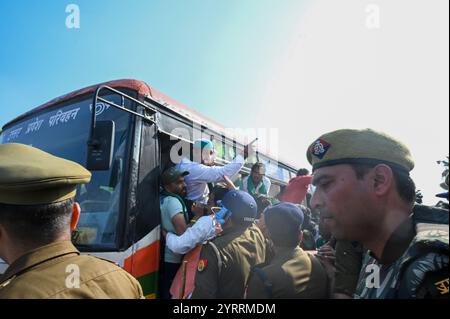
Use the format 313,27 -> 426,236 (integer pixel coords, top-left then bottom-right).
306,128 -> 414,173
0,143 -> 91,205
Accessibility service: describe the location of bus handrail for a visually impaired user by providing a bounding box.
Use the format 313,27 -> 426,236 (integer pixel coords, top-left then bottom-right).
157,127 -> 194,145
88,85 -> 158,148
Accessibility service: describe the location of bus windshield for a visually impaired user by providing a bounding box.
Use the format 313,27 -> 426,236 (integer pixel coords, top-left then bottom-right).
0,94 -> 134,250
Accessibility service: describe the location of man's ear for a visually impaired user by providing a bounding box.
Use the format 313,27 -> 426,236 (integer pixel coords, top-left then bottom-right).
372,164 -> 394,196
71,202 -> 81,231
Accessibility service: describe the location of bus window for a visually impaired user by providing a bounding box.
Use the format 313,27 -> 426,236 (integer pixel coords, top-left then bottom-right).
269,184 -> 281,198
224,143 -> 236,161
1,94 -> 134,250
252,154 -> 292,184
278,167 -> 290,183
214,139 -> 225,160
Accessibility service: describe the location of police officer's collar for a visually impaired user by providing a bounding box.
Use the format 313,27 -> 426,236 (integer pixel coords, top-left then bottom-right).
372,215 -> 415,265
372,205 -> 449,264
0,241 -> 79,284
218,223 -> 252,237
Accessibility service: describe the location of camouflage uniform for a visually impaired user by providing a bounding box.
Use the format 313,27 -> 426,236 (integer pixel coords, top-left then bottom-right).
355,205 -> 449,299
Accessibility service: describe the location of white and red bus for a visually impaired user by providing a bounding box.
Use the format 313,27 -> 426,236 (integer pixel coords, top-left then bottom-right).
0,79 -> 297,298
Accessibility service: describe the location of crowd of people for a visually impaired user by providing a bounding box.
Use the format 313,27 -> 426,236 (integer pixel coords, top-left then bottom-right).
0,128 -> 447,299
159,129 -> 449,299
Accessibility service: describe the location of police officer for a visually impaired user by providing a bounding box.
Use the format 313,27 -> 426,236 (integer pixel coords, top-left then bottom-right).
306,128 -> 449,299
246,203 -> 329,299
191,190 -> 266,298
0,143 -> 144,299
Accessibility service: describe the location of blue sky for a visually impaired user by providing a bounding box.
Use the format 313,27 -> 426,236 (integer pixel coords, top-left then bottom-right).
0,0 -> 306,128
0,1 -> 448,203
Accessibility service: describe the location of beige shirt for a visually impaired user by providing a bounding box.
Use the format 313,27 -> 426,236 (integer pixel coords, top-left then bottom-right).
191,223 -> 266,299
246,246 -> 329,299
0,241 -> 144,299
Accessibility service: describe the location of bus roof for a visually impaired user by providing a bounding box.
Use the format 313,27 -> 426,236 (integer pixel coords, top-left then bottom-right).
3,79 -> 298,169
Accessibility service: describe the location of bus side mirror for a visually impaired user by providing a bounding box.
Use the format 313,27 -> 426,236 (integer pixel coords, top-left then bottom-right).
87,120 -> 115,171
109,158 -> 123,188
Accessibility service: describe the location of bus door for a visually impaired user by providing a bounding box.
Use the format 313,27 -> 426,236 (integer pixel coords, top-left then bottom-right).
86,86 -> 162,298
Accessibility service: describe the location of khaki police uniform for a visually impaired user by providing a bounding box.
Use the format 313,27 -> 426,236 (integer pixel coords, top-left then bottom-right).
0,241 -> 144,299
191,223 -> 266,299
306,128 -> 449,299
0,143 -> 144,299
246,246 -> 328,299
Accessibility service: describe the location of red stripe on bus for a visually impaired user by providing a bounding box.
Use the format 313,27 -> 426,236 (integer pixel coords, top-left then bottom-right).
123,241 -> 160,278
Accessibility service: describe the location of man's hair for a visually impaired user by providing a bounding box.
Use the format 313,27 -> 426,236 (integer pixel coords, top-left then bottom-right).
251,162 -> 265,172
350,163 -> 416,203
211,185 -> 229,205
0,198 -> 74,245
297,168 -> 310,176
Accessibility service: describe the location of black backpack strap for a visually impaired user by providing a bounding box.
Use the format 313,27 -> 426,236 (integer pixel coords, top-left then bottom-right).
207,241 -> 223,277
206,241 -> 223,297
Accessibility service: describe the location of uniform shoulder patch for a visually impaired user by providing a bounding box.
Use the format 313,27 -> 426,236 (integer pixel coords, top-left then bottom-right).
197,259 -> 208,272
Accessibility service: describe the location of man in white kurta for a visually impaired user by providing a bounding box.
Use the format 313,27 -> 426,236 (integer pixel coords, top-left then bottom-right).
177,139 -> 244,204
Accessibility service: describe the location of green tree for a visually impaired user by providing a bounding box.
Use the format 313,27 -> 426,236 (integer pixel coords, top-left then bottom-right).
415,190 -> 423,204
437,156 -> 449,189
